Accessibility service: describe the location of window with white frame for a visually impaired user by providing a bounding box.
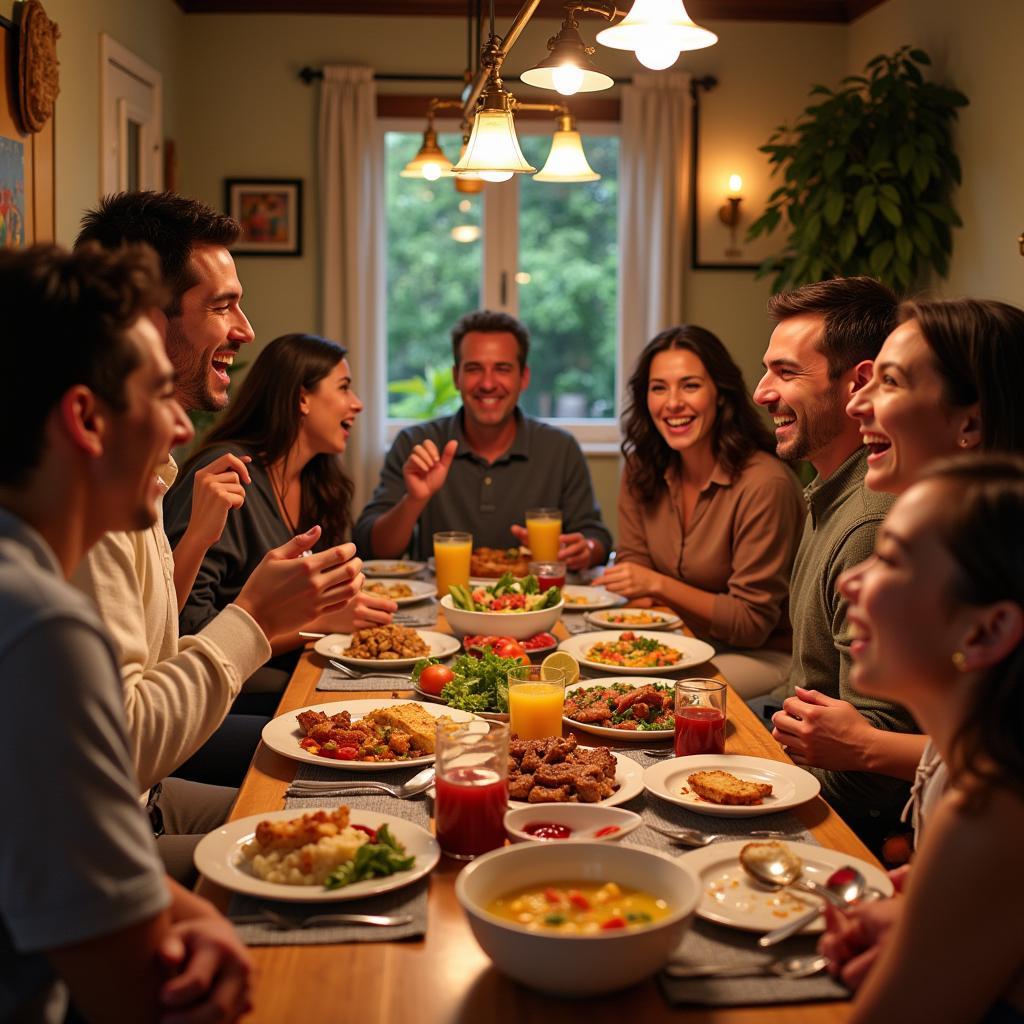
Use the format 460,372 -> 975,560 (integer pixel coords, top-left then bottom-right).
382,119 -> 620,445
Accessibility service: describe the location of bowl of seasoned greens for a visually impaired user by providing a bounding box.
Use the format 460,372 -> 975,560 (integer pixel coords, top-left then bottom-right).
441,574 -> 563,640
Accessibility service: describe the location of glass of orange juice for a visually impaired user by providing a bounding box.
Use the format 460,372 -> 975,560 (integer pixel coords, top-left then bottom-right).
525,507 -> 562,562
434,531 -> 472,599
507,664 -> 566,740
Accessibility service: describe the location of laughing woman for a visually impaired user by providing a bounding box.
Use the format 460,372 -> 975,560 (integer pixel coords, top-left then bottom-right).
595,326 -> 805,699
821,455 -> 1024,1023
165,333 -> 394,659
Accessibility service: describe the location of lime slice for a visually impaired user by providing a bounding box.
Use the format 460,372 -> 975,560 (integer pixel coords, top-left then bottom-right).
542,651 -> 580,686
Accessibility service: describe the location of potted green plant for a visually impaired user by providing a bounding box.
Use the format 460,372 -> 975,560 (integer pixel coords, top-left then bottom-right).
747,46 -> 968,292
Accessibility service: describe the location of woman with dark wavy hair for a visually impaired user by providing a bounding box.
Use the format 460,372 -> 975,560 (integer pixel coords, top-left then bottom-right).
165,333 -> 395,655
595,325 -> 805,698
821,454 -> 1024,1022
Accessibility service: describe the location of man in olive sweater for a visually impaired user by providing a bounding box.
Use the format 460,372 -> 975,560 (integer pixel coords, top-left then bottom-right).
753,277 -> 918,853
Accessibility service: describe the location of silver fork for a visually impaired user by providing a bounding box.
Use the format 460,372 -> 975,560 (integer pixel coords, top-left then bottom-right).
646,823 -> 804,848
232,908 -> 413,929
328,658 -> 409,681
288,766 -> 435,799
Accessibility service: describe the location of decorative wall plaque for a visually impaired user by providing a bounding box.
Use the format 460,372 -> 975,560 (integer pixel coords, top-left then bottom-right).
17,0 -> 60,135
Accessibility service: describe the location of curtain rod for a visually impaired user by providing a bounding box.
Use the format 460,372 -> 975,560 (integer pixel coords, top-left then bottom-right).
297,65 -> 631,85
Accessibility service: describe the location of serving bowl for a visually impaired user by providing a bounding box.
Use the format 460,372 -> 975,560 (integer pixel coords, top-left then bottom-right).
440,593 -> 563,641
455,841 -> 700,996
504,804 -> 642,844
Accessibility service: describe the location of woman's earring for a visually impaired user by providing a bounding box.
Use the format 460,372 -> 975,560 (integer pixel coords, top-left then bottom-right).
959,438 -> 969,448
952,650 -> 968,670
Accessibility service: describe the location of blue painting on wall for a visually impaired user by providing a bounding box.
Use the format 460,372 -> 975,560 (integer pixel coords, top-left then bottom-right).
0,136 -> 26,248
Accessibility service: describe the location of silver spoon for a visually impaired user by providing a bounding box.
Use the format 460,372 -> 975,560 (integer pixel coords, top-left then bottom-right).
738,841 -> 849,908
757,865 -> 871,948
647,824 -> 803,848
664,953 -> 828,980
287,765 -> 435,799
638,747 -> 675,758
233,908 -> 414,930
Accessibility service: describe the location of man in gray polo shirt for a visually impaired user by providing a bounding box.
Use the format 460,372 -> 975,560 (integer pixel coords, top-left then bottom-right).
0,243 -> 251,1022
354,310 -> 611,569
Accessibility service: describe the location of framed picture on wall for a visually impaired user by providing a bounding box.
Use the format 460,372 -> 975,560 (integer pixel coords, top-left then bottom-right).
225,178 -> 303,256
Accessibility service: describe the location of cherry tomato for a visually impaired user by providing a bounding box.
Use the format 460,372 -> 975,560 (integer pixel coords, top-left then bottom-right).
491,638 -> 529,664
418,664 -> 455,696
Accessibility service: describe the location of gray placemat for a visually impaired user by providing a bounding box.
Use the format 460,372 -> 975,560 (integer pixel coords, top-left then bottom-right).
393,600 -> 440,628
658,921 -> 848,1006
228,783 -> 432,946
562,611 -> 592,635
315,666 -> 413,692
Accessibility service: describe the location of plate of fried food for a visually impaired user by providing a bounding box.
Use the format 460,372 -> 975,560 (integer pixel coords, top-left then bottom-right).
507,734 -> 644,808
362,559 -> 427,578
261,698 -> 484,770
643,754 -> 821,817
558,630 -> 715,675
194,805 -> 440,902
683,839 -> 892,933
470,546 -> 531,578
362,578 -> 436,605
562,679 -> 675,741
584,608 -> 681,631
314,626 -> 459,670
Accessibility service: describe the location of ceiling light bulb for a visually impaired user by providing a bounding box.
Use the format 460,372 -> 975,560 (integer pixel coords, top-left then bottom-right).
551,63 -> 585,96
480,169 -> 514,183
635,40 -> 680,70
422,162 -> 443,181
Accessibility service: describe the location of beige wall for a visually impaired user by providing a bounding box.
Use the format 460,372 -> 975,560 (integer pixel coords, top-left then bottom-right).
44,0 -> 183,244
847,0 -> 1024,306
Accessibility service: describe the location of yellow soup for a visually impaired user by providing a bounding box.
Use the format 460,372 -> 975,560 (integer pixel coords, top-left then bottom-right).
487,881 -> 670,934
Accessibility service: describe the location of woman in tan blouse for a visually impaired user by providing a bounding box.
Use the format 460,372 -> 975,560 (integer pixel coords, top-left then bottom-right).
596,325 -> 805,699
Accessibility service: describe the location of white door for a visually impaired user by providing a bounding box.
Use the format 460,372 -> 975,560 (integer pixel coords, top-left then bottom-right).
100,35 -> 163,194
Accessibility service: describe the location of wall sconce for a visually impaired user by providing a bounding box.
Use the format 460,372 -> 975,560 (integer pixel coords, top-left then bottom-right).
718,173 -> 743,257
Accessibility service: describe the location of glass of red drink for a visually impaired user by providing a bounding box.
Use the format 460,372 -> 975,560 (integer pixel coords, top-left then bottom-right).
434,721 -> 509,860
528,560 -> 566,592
673,678 -> 727,756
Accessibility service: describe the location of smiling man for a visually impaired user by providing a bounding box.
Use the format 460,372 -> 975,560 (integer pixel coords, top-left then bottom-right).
752,276 -> 919,854
354,310 -> 611,569
71,192 -> 364,882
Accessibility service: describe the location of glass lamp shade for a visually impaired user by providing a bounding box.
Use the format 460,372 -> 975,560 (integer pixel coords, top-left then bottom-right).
596,0 -> 717,68
399,128 -> 454,180
533,128 -> 601,182
452,108 -> 536,178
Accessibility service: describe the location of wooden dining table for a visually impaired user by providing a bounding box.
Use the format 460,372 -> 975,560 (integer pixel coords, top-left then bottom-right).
198,614 -> 879,1023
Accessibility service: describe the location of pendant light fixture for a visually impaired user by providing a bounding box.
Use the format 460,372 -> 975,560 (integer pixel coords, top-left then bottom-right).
399,118 -> 454,181
520,15 -> 614,96
533,113 -> 600,182
596,0 -> 717,70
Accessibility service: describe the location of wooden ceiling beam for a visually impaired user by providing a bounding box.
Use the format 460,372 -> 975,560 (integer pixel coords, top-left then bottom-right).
173,1 -> 889,23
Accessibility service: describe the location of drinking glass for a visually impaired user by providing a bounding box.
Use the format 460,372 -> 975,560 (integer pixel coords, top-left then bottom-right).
525,508 -> 562,562
527,560 -> 566,592
434,720 -> 509,860
434,530 -> 472,599
674,678 -> 727,756
508,664 -> 566,740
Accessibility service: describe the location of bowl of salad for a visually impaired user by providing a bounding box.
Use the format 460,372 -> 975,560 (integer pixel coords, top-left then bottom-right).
441,574 -> 564,640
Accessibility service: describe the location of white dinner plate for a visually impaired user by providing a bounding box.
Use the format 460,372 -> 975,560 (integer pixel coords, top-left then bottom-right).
562,678 -> 675,742
681,839 -> 893,933
361,577 -> 437,606
584,608 -> 682,631
362,559 -> 427,578
509,749 -> 644,809
194,808 -> 439,903
560,585 -> 627,611
313,630 -> 459,670
643,754 -> 821,817
557,630 -> 716,675
261,698 -> 482,771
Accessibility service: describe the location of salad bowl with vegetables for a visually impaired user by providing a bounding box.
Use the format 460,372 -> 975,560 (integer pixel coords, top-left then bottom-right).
442,574 -> 563,640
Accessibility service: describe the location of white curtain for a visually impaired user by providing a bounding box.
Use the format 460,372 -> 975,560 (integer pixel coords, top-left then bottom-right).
318,65 -> 386,524
617,70 -> 692,402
